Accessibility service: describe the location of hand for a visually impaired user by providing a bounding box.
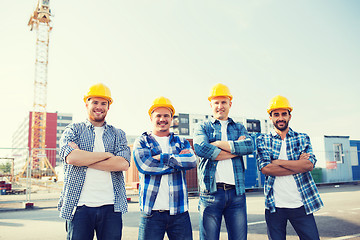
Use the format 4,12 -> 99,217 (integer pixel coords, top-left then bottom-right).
68,142 -> 79,149
238,136 -> 246,140
299,152 -> 310,161
179,149 -> 191,155
153,154 -> 161,161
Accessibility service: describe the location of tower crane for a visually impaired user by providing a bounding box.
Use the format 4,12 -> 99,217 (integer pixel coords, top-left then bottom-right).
18,0 -> 57,181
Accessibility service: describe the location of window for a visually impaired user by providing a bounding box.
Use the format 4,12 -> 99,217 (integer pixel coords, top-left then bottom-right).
334,143 -> 344,163
58,116 -> 72,121
350,146 -> 359,166
180,128 -> 189,134
180,118 -> 189,124
246,119 -> 261,133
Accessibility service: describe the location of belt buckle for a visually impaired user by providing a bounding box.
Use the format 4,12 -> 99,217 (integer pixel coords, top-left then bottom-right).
223,183 -> 234,191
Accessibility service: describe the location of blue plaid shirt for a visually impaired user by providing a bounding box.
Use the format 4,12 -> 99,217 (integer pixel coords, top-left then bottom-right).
58,120 -> 131,220
193,117 -> 255,195
256,128 -> 323,214
133,132 -> 197,215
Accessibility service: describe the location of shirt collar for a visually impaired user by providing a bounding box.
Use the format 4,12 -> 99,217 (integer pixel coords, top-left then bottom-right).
270,127 -> 294,138
85,119 -> 108,129
210,116 -> 235,124
145,131 -> 175,140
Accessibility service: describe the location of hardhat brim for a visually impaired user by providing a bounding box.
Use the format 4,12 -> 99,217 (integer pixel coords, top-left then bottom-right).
84,95 -> 113,105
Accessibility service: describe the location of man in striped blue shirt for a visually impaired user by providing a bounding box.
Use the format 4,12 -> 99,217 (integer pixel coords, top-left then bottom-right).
58,83 -> 131,240
193,83 -> 254,240
256,95 -> 323,240
133,96 -> 197,240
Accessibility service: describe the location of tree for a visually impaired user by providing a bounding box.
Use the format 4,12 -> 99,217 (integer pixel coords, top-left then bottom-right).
0,162 -> 11,174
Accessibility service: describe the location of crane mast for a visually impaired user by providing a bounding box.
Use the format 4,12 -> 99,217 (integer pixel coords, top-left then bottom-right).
24,0 -> 57,180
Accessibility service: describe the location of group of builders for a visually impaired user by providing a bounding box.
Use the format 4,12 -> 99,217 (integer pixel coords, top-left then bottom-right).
57,82 -> 323,240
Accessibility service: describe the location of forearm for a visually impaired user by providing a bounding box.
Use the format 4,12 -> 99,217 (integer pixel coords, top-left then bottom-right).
211,141 -> 232,153
162,149 -> 197,170
261,163 -> 296,176
88,156 -> 129,171
66,149 -> 113,166
272,159 -> 314,173
215,150 -> 237,161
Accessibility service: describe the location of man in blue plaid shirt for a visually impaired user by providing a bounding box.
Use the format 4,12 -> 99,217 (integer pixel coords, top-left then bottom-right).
133,96 -> 197,240
193,83 -> 254,240
58,83 -> 130,240
256,95 -> 323,240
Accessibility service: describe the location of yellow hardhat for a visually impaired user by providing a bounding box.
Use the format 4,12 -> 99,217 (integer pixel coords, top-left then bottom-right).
148,96 -> 175,117
83,83 -> 113,105
267,95 -> 293,114
208,83 -> 233,101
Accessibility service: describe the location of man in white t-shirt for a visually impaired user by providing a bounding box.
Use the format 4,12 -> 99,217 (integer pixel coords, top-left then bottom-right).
133,96 -> 197,240
58,83 -> 131,240
193,83 -> 254,240
257,95 -> 323,240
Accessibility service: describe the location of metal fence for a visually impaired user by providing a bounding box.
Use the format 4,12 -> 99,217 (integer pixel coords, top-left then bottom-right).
0,147 -> 61,204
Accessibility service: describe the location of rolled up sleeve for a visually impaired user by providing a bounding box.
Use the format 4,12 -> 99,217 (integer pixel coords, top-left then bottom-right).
193,124 -> 221,160
114,129 -> 131,164
256,135 -> 272,171
59,126 -> 76,163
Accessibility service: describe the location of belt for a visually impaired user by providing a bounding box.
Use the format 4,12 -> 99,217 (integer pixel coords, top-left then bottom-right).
216,183 -> 235,191
152,210 -> 170,213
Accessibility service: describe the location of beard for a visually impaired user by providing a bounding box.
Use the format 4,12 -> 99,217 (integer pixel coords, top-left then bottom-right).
89,112 -> 106,122
274,120 -> 289,131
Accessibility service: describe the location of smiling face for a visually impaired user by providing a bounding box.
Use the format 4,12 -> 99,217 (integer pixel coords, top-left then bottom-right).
210,96 -> 232,120
86,97 -> 109,126
270,108 -> 291,133
150,107 -> 173,137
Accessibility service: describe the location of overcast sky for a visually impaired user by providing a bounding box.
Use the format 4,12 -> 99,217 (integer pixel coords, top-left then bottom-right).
1,0 -> 359,148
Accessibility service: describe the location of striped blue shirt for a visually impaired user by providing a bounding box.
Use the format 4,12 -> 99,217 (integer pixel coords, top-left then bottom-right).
58,120 -> 131,220
193,117 -> 255,195
256,128 -> 323,214
133,132 -> 197,215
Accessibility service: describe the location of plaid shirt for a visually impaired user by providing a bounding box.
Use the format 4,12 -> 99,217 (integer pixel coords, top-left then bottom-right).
256,128 -> 323,214
193,117 -> 254,195
58,120 -> 131,221
133,132 -> 197,215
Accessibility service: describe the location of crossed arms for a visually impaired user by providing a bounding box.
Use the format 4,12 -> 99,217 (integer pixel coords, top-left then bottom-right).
133,135 -> 197,175
260,153 -> 314,176
256,135 -> 315,177
210,136 -> 247,160
193,123 -> 254,161
66,142 -> 130,172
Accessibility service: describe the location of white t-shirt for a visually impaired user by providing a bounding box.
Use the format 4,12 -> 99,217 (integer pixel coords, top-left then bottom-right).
152,135 -> 170,211
215,120 -> 235,185
77,126 -> 114,207
273,138 -> 303,208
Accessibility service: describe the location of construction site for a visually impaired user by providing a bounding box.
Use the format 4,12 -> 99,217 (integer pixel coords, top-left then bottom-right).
1,0 -> 360,209
0,0 -> 62,206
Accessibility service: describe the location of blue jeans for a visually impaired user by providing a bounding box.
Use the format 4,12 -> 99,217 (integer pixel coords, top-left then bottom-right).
66,205 -> 122,240
265,206 -> 320,240
199,188 -> 247,240
138,210 -> 193,240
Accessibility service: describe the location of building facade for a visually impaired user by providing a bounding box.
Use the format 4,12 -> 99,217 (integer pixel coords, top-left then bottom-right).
11,112 -> 72,175
171,113 -> 272,137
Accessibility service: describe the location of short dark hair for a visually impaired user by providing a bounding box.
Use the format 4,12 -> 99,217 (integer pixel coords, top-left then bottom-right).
269,109 -> 291,116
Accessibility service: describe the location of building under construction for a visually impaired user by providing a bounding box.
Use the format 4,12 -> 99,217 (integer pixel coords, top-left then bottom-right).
11,112 -> 72,179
